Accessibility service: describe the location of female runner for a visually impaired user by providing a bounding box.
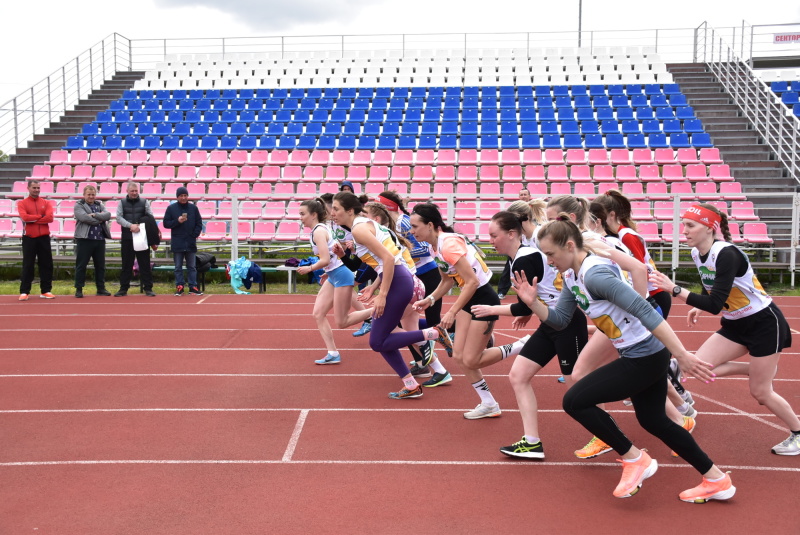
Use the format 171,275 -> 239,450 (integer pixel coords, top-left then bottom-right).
513,215 -> 735,503
650,203 -> 799,455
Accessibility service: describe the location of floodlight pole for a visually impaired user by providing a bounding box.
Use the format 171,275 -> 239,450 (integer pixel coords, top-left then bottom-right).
578,0 -> 583,48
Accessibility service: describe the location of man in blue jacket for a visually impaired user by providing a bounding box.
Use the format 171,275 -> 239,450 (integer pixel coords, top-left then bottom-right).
163,186 -> 203,296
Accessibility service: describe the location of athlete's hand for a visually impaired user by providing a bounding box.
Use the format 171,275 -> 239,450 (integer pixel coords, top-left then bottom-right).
674,351 -> 715,384
470,304 -> 496,318
318,273 -> 328,286
687,307 -> 702,327
331,242 -> 345,258
297,266 -> 311,275
412,298 -> 430,312
372,293 -> 386,318
511,315 -> 532,330
649,270 -> 673,292
439,310 -> 456,330
511,271 -> 538,307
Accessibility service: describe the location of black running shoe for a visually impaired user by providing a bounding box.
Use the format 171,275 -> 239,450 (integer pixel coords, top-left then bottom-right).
409,363 -> 432,377
500,437 -> 545,459
422,372 -> 452,388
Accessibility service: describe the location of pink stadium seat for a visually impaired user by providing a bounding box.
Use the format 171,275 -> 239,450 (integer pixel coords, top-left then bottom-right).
412,166 -> 433,182
323,166 -> 344,182
352,150 -> 372,166
0,218 -> 14,237
94,165 -> 114,181
394,150 -> 414,165
56,219 -> 76,239
459,149 -> 478,165
98,182 -> 119,199
694,182 -> 718,200
216,201 -> 233,219
654,201 -> 676,220
143,149 -> 163,166
480,149 -> 500,165
548,165 -> 568,181
309,150 -> 331,166
699,148 -> 723,164
88,150 -> 109,165
525,165 -> 545,181
669,182 -> 695,200
597,182 -> 620,195
158,221 -> 171,241
570,165 -> 592,182
501,149 -> 521,165
228,150 -> 249,166
250,221 -> 276,242
109,221 -> 122,240
104,200 -> 118,214
260,167 -> 281,182
203,183 -> 226,201
239,166 -> 259,182
478,222 -> 490,241
621,182 -> 645,199
289,149 -> 310,165
55,199 -> 76,217
373,150 -> 393,166
455,202 -> 477,220
167,150 -> 190,165
661,165 -> 684,182
195,201 -> 217,220
296,183 -> 317,197
272,183 -> 295,200
573,183 -> 596,197
565,149 -> 586,165
154,165 -> 175,182
435,166 -> 455,182
544,149 -> 564,165
150,201 -> 169,219
684,164 -> 707,182
708,164 -> 733,182
719,182 -> 746,200
676,148 -> 699,164
631,201 -> 654,220
51,165 -> 72,181
728,222 -> 745,244
390,166 -> 411,182
480,165 -> 500,182
410,183 -> 431,201
141,183 -> 161,197
107,150 -> 129,165
56,182 -> 77,196
232,221 -> 252,241
208,151 -> 228,166
654,148 -> 675,165
133,165 -> 153,182
432,183 -> 454,199
68,150 -> 89,165
457,165 -> 478,182
200,221 -> 228,241
304,166 -> 324,181
184,182 -> 204,199
525,183 -> 547,198
30,165 -> 51,179
521,149 -> 543,165
263,201 -> 286,219
630,149 -> 652,165
72,165 -> 93,180
419,149 -> 440,165
176,166 -> 196,182
39,182 -> 55,194
613,165 -> 637,182
591,165 -> 614,182
550,183 -> 571,196
282,166 -> 303,182
275,221 -> 301,242
250,150 -> 269,166
479,183 -> 501,199
198,166 -> 219,183
364,182 -> 383,196
369,166 -> 390,182
112,165 -> 134,182
250,183 -> 272,199
240,201 -> 263,219
46,150 -> 69,165
47,221 -> 61,238
588,149 -> 609,165
163,183 -> 180,198
661,222 -> 687,243
636,222 -> 661,244
346,167 -> 366,185
269,150 -> 289,166
229,182 -> 249,197
454,222 -> 477,240
456,183 -> 478,200
730,201 -> 758,221
502,165 -> 522,181
639,165 -> 661,182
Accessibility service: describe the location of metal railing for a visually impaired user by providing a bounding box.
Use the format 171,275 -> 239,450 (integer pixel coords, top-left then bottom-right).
0,34 -> 131,157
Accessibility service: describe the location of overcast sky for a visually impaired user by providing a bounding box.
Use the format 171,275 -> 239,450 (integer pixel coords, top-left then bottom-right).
1,0 -> 799,107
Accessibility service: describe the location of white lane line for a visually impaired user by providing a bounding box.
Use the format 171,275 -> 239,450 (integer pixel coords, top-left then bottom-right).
196,295 -> 211,305
691,392 -> 788,431
0,458 -> 795,473
281,409 -> 309,462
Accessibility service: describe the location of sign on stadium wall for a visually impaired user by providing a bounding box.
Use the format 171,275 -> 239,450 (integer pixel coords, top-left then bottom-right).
773,33 -> 800,44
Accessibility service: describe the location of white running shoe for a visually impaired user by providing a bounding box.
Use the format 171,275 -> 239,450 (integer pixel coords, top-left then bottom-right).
772,433 -> 800,456
464,403 -> 501,420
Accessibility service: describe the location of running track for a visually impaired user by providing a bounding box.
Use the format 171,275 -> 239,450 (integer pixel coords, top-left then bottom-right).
0,295 -> 798,534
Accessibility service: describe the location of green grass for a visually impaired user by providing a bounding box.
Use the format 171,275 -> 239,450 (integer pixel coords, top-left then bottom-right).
1,279 -> 321,296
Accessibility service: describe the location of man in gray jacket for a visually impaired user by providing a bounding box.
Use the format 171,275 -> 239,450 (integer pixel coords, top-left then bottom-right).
73,184 -> 112,298
115,181 -> 156,297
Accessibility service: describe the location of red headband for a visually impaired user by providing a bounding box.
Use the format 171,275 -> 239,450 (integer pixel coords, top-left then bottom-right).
377,195 -> 400,212
682,204 -> 721,230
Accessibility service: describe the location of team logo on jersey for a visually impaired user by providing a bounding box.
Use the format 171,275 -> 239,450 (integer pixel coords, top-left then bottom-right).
333,228 -> 346,240
699,266 -> 716,286
570,285 -> 590,311
435,258 -> 451,272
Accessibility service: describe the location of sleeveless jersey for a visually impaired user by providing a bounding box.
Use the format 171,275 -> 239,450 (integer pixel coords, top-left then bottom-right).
330,221 -> 352,244
352,217 -> 413,273
433,232 -> 492,288
309,223 -> 343,273
565,254 -> 652,349
397,213 -> 435,268
618,226 -> 660,295
691,241 -> 772,320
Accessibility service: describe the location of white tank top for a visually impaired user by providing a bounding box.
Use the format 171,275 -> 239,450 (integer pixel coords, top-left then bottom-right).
691,241 -> 772,320
433,232 -> 492,288
565,254 -> 652,349
309,223 -> 343,273
352,217 -> 410,274
618,226 -> 659,295
330,222 -> 351,243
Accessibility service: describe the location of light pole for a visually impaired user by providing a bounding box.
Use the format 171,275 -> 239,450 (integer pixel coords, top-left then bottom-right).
578,0 -> 583,48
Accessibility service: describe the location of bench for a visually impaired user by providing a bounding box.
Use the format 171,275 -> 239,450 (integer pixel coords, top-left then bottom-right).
151,265 -> 298,293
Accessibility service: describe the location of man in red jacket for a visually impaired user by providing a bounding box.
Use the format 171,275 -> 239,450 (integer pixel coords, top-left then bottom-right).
17,180 -> 55,301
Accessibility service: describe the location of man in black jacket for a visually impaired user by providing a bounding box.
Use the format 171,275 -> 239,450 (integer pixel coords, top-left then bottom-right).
115,182 -> 156,297
163,186 -> 203,296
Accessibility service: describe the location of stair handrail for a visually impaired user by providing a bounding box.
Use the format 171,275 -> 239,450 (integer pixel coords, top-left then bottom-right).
0,34 -> 131,158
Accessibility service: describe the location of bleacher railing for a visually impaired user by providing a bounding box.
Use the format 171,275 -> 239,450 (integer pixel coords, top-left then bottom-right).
0,34 -> 131,157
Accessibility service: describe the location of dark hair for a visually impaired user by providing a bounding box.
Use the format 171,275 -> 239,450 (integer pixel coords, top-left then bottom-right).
491,210 -> 525,237
547,195 -> 590,228
411,202 -> 454,233
300,198 -> 327,223
588,200 -> 613,235
593,189 -> 637,232
378,190 -> 409,215
697,203 -> 732,242
319,193 -> 334,205
333,191 -> 365,215
537,213 -> 585,249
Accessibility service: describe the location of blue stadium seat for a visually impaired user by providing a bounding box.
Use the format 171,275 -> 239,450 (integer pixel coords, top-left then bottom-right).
248,123 -> 266,136
295,135 -> 316,150
647,133 -> 669,148
501,135 -> 520,149
555,96 -> 572,108
635,107 -> 655,120
256,135 -> 276,150
461,121 -> 479,135
542,134 -> 562,148
421,123 -> 439,135
440,122 -> 458,135
357,135 -> 377,150
668,94 -> 688,106
481,122 -> 499,135
611,95 -> 629,108
519,108 -> 536,121
161,135 -> 179,150
576,108 -> 595,121
480,135 -> 499,149
278,135 -> 297,149
439,135 -> 459,149
683,119 -> 704,133
210,123 -> 227,136
640,120 -> 661,134
607,85 -> 625,96
378,135 -> 397,150
123,135 -> 142,149
336,135 -> 356,150
605,134 -> 626,149
417,135 -> 435,149
676,107 -> 695,119
584,134 -> 604,149
691,133 -> 713,148
201,111 -> 220,124
552,86 -> 570,97
82,123 -> 99,135
622,120 -> 642,134
119,123 -> 136,136
601,120 -> 620,134
519,96 -> 535,109
563,134 -> 583,148
521,134 -> 541,148
589,85 -> 606,97
219,135 -> 238,150
630,94 -> 648,107
625,84 -> 643,95
179,135 -> 198,150
561,121 -> 579,134
644,84 -> 663,96
662,119 -> 682,134
85,136 -> 103,150
781,92 -> 799,106
540,121 -> 559,134
656,107 -> 676,120
520,121 -> 538,135
650,94 -> 668,107
201,136 -> 219,150
104,135 -> 122,149
574,96 -> 592,108
626,134 -> 647,149
142,135 -> 160,150
669,133 -> 691,148
535,86 -> 551,97
459,135 -> 478,149
581,120 -> 600,134
97,111 -> 113,123
461,109 -> 479,122
662,84 -> 681,95
500,109 -> 517,122
597,107 -> 617,120
572,85 -> 588,96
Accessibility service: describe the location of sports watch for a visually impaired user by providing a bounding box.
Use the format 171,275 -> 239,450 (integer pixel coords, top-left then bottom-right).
672,285 -> 682,297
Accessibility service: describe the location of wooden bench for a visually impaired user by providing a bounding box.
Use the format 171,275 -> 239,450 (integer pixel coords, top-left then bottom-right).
151,264 -> 297,293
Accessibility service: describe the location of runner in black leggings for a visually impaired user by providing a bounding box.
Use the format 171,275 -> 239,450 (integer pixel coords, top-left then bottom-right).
513,215 -> 735,504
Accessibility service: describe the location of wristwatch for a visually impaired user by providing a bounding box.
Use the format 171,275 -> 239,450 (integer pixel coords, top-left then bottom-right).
672,285 -> 682,297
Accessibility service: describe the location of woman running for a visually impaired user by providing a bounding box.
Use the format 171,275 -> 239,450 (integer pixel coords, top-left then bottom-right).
330,192 -> 449,399
410,203 -> 501,419
472,211 -> 587,458
297,198 -> 361,365
650,203 -> 800,455
513,215 -> 735,503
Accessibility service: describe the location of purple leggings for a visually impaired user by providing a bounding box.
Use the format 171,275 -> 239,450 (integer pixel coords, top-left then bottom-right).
369,265 -> 426,377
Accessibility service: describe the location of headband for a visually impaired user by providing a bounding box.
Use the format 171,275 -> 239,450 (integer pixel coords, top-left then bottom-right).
682,204 -> 721,230
376,195 -> 400,212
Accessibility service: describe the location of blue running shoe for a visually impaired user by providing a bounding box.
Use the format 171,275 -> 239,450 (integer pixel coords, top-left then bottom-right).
315,353 -> 341,365
434,325 -> 454,357
557,376 -> 565,383
353,321 -> 372,337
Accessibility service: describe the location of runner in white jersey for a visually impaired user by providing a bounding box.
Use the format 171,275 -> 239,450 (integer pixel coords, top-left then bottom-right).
515,215 -> 734,503
496,199 -> 548,297
410,203 -> 503,420
471,211 -> 588,459
298,199 -> 359,365
650,203 -> 799,456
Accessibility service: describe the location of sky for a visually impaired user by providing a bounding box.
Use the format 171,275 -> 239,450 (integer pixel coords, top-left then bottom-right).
1,0 -> 799,107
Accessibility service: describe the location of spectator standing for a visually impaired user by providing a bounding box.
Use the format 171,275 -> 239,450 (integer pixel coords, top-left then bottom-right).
17,180 -> 55,301
115,182 -> 156,297
73,185 -> 112,298
163,186 -> 203,296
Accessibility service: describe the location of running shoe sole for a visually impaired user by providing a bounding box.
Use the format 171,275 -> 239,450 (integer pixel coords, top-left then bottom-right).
680,485 -> 737,503
616,459 -> 658,498
500,447 -> 545,460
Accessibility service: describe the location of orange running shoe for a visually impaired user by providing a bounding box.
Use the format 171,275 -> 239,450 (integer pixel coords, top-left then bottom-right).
613,450 -> 658,498
575,436 -> 613,459
679,473 -> 736,503
671,415 -> 697,458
